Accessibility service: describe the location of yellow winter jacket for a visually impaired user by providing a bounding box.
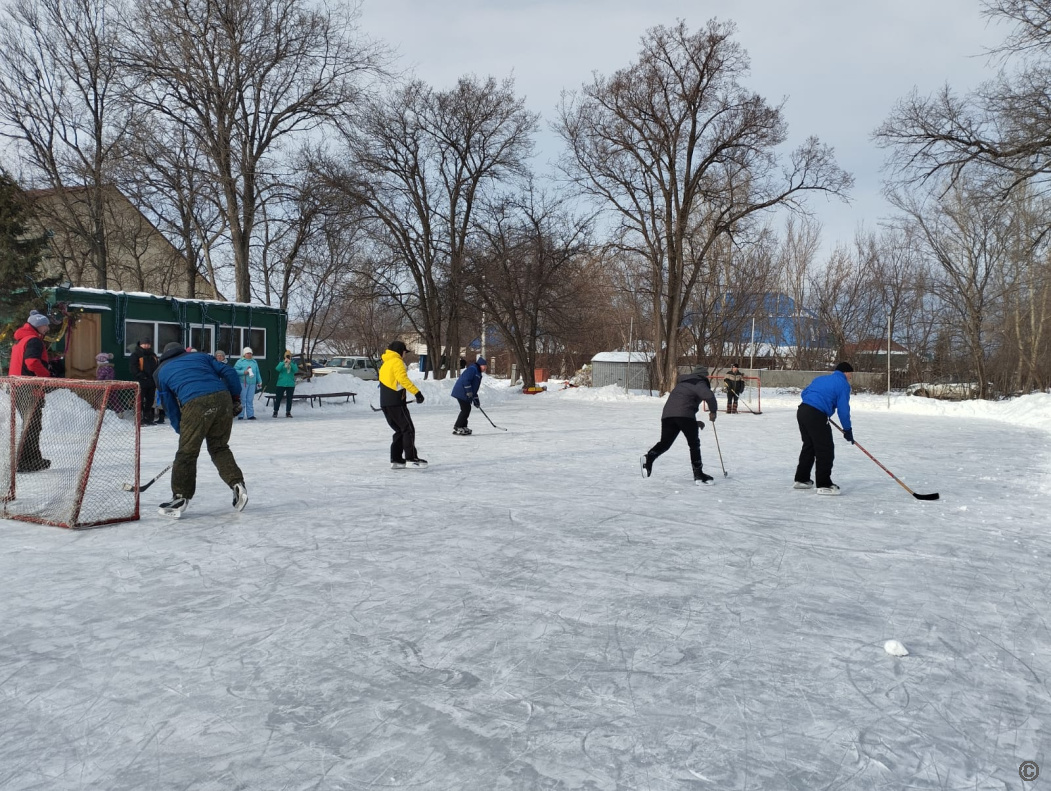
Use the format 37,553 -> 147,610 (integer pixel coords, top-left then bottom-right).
379,349 -> 420,406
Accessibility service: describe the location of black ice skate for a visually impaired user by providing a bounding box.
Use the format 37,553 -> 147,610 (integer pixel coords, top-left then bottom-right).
158,494 -> 190,518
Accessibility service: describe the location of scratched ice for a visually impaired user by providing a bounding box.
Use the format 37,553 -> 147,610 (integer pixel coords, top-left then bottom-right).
1,380 -> 1049,790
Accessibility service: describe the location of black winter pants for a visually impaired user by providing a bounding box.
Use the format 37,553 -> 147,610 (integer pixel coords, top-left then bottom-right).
272,386 -> 295,415
382,403 -> 418,462
795,403 -> 835,487
647,416 -> 702,471
138,377 -> 156,423
454,398 -> 472,429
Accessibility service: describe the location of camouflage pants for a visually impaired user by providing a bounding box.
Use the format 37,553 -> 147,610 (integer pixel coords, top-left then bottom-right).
171,390 -> 243,500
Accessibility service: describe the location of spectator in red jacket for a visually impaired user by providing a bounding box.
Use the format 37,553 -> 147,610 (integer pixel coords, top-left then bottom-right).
8,310 -> 52,472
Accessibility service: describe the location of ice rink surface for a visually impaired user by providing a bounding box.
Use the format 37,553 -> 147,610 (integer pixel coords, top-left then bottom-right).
2,378 -> 1049,790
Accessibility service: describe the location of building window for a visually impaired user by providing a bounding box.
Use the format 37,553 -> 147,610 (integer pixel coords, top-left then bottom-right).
217,326 -> 266,358
124,321 -> 182,355
189,326 -> 215,353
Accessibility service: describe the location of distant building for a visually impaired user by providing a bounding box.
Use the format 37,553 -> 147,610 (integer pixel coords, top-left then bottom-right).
26,185 -> 214,299
843,338 -> 910,371
590,351 -> 654,389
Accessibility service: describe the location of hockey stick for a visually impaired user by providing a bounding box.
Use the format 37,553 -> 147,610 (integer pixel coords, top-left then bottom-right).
829,419 -> 939,501
477,407 -> 508,432
710,420 -> 727,477
123,462 -> 172,492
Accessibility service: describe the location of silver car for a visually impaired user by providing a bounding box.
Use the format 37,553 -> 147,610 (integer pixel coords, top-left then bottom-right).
312,355 -> 379,380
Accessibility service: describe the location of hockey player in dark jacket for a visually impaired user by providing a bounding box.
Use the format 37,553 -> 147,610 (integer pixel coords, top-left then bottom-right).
154,342 -> 247,517
642,364 -> 720,484
450,356 -> 486,435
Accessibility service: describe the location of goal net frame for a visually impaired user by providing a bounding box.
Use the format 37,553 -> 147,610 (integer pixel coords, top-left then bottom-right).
1,377 -> 141,528
708,372 -> 763,414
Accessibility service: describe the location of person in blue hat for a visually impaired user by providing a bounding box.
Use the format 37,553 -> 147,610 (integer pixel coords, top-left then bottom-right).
450,356 -> 487,435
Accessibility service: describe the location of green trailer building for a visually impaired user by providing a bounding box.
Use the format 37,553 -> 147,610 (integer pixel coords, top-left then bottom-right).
36,287 -> 288,393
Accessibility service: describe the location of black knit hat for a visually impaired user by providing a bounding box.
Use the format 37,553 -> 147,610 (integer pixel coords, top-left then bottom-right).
388,340 -> 407,355
835,361 -> 854,373
730,362 -> 739,368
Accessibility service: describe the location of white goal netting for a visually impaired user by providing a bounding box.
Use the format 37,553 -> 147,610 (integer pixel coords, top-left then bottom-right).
0,377 -> 140,528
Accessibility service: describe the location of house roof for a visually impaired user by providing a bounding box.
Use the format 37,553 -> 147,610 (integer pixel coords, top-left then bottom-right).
591,351 -> 655,363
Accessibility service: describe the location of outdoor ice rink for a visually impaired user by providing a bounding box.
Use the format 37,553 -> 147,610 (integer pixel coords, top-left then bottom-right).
1,379 -> 1049,790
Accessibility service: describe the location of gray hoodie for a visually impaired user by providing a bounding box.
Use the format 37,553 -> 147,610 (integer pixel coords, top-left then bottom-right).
661,372 -> 719,419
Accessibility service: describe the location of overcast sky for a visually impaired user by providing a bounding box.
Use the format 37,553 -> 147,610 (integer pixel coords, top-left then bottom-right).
357,0 -> 1005,256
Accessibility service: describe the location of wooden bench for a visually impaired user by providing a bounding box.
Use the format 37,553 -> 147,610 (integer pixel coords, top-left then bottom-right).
264,391 -> 356,409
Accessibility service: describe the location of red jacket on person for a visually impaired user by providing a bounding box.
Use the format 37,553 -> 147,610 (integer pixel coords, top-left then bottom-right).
8,323 -> 51,378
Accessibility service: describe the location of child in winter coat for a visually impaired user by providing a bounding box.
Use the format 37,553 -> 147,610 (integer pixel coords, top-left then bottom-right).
450,357 -> 486,435
95,352 -> 126,417
233,347 -> 262,419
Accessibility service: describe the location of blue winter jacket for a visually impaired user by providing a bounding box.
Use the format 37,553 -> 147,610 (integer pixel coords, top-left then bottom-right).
451,363 -> 483,401
800,370 -> 852,430
154,349 -> 242,434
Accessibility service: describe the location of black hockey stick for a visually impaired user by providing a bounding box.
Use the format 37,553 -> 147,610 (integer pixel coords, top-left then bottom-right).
476,404 -> 507,431
829,419 -> 939,501
710,419 -> 727,476
123,462 -> 173,492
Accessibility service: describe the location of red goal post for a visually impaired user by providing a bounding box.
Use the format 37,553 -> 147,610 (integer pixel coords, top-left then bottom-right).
1,377 -> 141,528
708,370 -> 762,414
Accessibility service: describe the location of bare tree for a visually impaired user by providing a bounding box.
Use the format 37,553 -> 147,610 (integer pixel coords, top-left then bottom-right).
889,174 -> 1018,397
876,0 -> 1051,200
121,0 -> 384,302
468,184 -> 593,387
0,0 -> 134,287
319,75 -> 538,378
118,120 -> 228,298
556,20 -> 851,392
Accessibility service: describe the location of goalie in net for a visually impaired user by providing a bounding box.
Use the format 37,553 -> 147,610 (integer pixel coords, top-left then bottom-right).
1,376 -> 140,528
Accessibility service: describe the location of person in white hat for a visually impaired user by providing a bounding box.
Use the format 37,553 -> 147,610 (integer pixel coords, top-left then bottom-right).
233,347 -> 261,419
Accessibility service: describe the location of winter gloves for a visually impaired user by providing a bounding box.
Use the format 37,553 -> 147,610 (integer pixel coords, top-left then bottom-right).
472,396 -> 480,408
709,411 -> 717,421
843,428 -> 854,444
415,391 -> 425,404
232,399 -> 243,416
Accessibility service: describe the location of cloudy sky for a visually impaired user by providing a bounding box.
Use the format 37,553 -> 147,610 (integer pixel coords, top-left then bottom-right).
357,0 -> 1005,255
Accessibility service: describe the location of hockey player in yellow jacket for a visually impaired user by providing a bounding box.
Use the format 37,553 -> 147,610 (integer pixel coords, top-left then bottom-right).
378,341 -> 426,468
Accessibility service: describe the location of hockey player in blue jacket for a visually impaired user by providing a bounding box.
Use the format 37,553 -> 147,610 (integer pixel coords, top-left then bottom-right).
794,361 -> 855,495
450,357 -> 486,435
154,342 -> 248,517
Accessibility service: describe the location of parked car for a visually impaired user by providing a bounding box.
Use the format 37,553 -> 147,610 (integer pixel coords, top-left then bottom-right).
312,355 -> 380,381
288,354 -> 314,381
905,379 -> 980,400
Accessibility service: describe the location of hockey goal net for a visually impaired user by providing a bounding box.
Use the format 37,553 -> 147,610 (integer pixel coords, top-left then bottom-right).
708,372 -> 762,414
0,377 -> 140,528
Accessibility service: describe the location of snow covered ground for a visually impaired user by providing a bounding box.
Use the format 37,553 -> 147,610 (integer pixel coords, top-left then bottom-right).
2,376 -> 1050,790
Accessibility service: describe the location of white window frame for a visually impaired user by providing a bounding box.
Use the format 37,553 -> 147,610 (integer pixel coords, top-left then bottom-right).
124,320 -> 182,355
188,325 -> 215,354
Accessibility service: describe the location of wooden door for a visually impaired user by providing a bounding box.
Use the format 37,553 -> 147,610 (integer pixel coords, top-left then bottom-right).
66,313 -> 102,380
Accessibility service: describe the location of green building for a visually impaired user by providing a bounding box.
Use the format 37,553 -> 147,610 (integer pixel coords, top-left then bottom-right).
31,287 -> 288,393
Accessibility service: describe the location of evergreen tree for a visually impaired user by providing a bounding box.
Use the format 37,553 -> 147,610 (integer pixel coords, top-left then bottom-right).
0,169 -> 53,349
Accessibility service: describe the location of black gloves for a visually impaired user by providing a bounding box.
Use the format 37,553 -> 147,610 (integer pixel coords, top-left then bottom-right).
472,397 -> 480,408
696,420 -> 705,430
232,399 -> 243,416
843,428 -> 854,444
709,411 -> 717,422
415,391 -> 425,404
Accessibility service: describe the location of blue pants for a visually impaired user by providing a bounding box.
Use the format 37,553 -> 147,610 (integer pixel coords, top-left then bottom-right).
240,380 -> 256,418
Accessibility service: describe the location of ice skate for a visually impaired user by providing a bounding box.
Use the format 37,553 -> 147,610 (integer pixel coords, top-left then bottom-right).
231,482 -> 248,511
640,453 -> 655,478
158,494 -> 189,518
816,483 -> 842,496
793,480 -> 815,489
